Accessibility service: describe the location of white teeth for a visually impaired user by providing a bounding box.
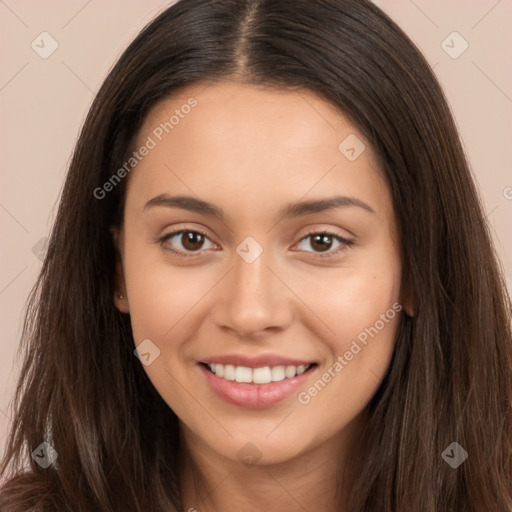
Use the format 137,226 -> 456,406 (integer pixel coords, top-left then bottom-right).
207,363 -> 312,384
235,366 -> 252,383
270,365 -> 286,382
253,366 -> 272,384
285,365 -> 296,378
224,364 -> 236,381
296,365 -> 307,375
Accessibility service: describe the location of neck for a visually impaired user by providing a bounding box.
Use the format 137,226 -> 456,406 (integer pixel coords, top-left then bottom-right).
178,416 -> 364,512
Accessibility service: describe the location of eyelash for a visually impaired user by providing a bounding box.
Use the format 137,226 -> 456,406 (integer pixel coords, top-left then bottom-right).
158,228 -> 354,259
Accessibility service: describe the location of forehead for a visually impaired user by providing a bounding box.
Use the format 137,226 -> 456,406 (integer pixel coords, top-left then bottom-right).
125,81 -> 391,220
138,81 -> 364,156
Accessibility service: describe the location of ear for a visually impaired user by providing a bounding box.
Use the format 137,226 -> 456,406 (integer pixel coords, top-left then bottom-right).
400,284 -> 417,318
111,227 -> 130,314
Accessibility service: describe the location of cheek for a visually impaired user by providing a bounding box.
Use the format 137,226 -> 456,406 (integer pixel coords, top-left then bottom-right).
296,311 -> 400,438
122,246 -> 213,414
293,244 -> 401,410
322,272 -> 400,340
122,231 -> 213,342
297,243 -> 402,347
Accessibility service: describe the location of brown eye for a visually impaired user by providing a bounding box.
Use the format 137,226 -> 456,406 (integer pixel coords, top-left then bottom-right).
159,229 -> 215,256
309,234 -> 335,252
180,231 -> 206,251
295,231 -> 353,258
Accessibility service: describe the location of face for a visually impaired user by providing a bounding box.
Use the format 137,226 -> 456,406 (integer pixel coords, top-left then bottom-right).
114,81 -> 406,466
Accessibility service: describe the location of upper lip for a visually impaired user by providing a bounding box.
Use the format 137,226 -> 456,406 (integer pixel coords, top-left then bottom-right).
199,354 -> 316,368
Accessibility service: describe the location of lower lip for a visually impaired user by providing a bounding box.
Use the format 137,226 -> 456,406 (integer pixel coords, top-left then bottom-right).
198,363 -> 317,409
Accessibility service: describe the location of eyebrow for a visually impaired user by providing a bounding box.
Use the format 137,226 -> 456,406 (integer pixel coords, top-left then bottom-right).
143,194 -> 375,219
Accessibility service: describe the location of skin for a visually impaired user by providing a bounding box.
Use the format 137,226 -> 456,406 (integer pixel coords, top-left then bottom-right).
113,81 -> 409,512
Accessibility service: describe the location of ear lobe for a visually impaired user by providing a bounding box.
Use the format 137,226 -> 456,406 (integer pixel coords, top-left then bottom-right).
402,293 -> 416,318
403,302 -> 416,318
400,281 -> 417,318
112,227 -> 129,313
113,257 -> 130,313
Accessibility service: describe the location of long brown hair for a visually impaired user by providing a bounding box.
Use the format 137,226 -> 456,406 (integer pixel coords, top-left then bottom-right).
1,1 -> 511,510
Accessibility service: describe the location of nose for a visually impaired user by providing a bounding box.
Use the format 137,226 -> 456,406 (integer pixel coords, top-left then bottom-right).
211,247 -> 293,338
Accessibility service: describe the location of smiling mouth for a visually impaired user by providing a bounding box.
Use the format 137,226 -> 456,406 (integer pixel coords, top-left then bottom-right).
199,362 -> 318,384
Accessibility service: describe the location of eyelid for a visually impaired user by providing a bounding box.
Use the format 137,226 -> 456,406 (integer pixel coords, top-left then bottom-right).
293,229 -> 354,258
158,226 -> 354,258
158,226 -> 217,257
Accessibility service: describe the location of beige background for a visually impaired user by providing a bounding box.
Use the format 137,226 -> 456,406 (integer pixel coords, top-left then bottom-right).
1,0 -> 511,458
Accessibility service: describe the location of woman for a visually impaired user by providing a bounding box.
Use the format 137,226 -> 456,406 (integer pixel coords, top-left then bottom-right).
1,0 -> 511,510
